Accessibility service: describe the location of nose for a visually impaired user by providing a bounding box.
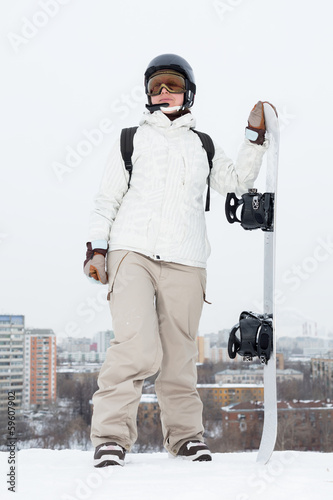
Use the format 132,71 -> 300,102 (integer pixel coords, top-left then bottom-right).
160,85 -> 169,94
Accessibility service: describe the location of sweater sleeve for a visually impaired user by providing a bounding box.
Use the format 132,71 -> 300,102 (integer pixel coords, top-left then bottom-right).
209,138 -> 269,197
88,137 -> 129,242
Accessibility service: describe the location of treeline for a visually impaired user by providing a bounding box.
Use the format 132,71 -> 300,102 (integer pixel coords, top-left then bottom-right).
0,360 -> 331,453
0,373 -> 98,451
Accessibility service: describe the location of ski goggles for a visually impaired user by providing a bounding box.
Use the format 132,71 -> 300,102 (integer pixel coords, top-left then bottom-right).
147,70 -> 186,96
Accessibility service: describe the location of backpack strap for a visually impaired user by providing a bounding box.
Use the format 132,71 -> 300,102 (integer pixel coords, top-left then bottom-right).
192,129 -> 215,211
120,127 -> 138,187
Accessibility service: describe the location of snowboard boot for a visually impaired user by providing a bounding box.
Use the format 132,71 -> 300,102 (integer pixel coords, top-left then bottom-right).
94,442 -> 126,467
177,440 -> 212,461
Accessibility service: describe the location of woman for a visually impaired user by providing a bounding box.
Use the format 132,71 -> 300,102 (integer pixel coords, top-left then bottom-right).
84,53 -> 270,466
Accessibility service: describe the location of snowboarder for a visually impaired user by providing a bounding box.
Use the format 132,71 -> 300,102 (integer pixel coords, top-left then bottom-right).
84,53 -> 269,467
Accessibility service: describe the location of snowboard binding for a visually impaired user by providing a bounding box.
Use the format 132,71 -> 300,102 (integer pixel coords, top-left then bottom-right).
225,189 -> 274,231
228,311 -> 273,364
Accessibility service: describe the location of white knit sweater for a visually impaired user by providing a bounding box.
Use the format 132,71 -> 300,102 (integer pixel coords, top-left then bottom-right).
88,110 -> 268,268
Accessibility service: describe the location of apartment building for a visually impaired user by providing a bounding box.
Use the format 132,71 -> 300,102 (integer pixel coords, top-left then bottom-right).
138,394 -> 160,426
24,329 -> 57,408
197,383 -> 264,407
215,369 -> 264,385
215,367 -> 303,385
311,355 -> 333,393
0,315 -> 25,410
93,330 -> 114,353
196,335 -> 211,363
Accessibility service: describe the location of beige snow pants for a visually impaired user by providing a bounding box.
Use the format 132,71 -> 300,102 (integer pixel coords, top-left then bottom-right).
90,250 -> 206,455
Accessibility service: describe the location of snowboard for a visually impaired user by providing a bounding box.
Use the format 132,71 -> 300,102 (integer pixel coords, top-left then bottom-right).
225,102 -> 279,464
257,102 -> 279,463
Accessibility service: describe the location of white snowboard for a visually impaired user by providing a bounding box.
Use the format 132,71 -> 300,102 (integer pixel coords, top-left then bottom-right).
256,102 -> 280,464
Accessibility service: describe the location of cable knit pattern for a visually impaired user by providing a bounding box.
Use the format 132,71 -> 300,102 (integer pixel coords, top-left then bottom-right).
88,111 -> 268,268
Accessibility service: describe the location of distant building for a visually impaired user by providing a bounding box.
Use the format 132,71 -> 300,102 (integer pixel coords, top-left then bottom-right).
276,352 -> 285,370
215,367 -> 303,385
278,336 -> 328,355
57,331 -> 114,364
305,347 -> 333,357
93,330 -> 114,353
138,394 -> 160,425
0,315 -> 25,410
196,335 -> 210,363
222,400 -> 333,451
197,333 -> 243,364
24,329 -> 57,408
215,369 -> 264,385
58,337 -> 92,354
276,368 -> 303,383
197,383 -> 264,407
209,346 -> 230,363
311,356 -> 333,393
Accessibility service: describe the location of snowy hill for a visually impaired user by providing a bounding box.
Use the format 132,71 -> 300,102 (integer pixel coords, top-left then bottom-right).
1,450 -> 332,500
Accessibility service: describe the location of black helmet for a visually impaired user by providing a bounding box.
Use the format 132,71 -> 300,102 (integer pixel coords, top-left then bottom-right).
144,53 -> 196,110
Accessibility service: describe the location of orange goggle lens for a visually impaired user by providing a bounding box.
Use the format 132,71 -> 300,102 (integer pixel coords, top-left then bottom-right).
147,72 -> 186,96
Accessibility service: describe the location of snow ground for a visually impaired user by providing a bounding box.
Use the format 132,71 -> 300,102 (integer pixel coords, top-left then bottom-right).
1,450 -> 332,500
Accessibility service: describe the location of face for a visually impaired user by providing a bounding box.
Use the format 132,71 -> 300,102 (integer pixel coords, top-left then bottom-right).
148,70 -> 185,113
150,88 -> 184,112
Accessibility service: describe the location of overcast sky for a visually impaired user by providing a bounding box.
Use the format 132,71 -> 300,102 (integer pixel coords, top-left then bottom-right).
1,0 -> 332,340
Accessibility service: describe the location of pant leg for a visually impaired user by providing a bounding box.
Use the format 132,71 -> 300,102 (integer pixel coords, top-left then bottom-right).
90,251 -> 162,451
154,261 -> 207,455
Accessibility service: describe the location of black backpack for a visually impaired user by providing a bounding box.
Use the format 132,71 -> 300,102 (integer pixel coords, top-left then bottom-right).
120,127 -> 215,211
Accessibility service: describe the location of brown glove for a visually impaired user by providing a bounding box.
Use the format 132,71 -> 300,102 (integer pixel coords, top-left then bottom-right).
83,242 -> 108,284
246,101 -> 277,145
